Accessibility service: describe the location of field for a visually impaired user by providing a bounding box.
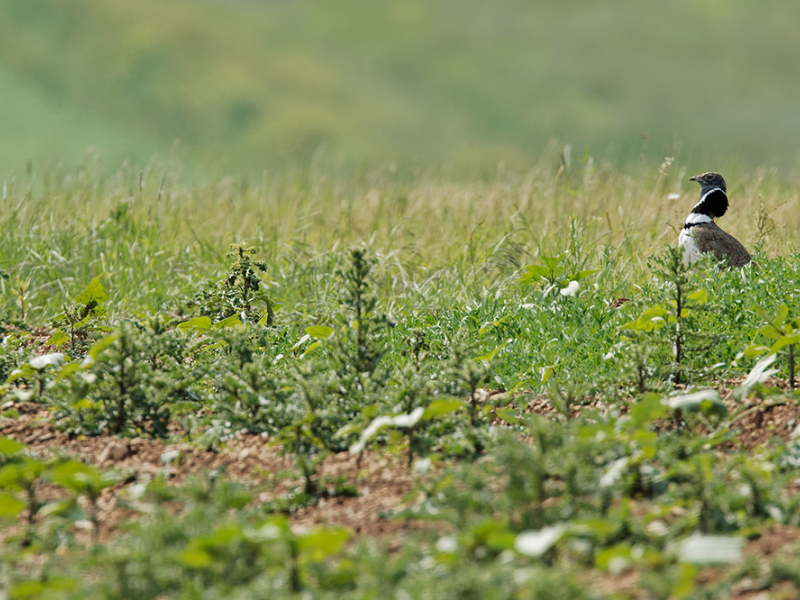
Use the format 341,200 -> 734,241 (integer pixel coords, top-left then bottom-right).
3,0 -> 800,176
1,156 -> 800,599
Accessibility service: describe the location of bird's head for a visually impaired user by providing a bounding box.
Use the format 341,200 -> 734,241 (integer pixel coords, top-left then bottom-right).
689,172 -> 728,218
689,172 -> 726,193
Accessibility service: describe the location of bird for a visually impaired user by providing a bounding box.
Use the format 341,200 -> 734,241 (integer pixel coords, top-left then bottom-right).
678,172 -> 751,268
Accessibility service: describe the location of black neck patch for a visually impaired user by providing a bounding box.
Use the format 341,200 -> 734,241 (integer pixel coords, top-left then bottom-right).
691,188 -> 728,218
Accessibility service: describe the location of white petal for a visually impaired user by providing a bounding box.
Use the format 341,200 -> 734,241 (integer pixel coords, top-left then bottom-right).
678,534 -> 743,565
515,526 -> 565,557
560,281 -> 579,297
29,353 -> 65,370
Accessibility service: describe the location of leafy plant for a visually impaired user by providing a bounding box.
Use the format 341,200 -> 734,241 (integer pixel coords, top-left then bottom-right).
5,352 -> 65,402
49,460 -> 122,545
49,276 -> 111,354
58,324 -> 188,436
744,303 -> 800,389
520,253 -> 596,295
623,246 -> 711,386
197,243 -> 274,326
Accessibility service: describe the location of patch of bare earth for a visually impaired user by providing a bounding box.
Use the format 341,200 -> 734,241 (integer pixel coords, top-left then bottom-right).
0,403 -> 424,543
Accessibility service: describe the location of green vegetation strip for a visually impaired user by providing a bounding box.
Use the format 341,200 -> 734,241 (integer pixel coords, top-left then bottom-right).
1,162 -> 800,598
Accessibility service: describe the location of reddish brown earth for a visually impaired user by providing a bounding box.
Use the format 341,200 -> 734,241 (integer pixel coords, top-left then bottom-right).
2,382 -> 800,595
0,402 -> 422,543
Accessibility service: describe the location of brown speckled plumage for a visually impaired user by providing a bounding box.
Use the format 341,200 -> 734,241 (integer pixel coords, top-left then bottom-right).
688,220 -> 751,268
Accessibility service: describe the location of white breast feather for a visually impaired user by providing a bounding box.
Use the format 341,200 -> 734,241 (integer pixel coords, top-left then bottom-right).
679,213 -> 713,265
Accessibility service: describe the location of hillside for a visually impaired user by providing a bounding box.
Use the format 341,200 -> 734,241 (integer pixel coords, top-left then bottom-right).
1,0 -> 800,175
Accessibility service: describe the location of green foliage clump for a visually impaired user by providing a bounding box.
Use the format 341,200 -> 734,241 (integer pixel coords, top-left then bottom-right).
196,244 -> 274,326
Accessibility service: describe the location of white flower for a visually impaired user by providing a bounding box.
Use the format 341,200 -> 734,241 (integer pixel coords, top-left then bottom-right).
678,534 -> 744,565
436,536 -> 457,553
515,526 -> 565,557
560,281 -> 579,297
29,353 -> 64,370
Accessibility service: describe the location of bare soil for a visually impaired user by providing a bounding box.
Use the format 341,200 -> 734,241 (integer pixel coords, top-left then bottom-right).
2,382 -> 799,595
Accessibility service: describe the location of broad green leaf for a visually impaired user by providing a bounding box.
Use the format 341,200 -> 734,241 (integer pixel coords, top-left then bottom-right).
72,399 -> 99,411
88,333 -> 121,360
777,303 -> 790,324
541,256 -> 560,271
206,523 -> 245,546
0,492 -> 25,517
0,437 -> 24,456
486,531 -> 517,551
305,325 -> 334,339
770,335 -> 800,355
687,289 -> 708,304
11,577 -> 75,598
177,316 -> 212,334
5,367 -> 30,384
672,563 -> 699,599
743,344 -> 769,358
49,460 -> 105,493
422,399 -> 463,420
72,276 -> 107,307
540,365 -> 556,384
297,528 -> 351,561
302,341 -> 323,357
178,547 -> 213,568
641,304 -> 670,320
46,329 -> 69,347
0,459 -> 45,488
56,361 -> 83,382
622,304 -> 670,332
524,264 -> 550,279
757,324 -> 782,340
10,580 -> 46,599
571,518 -> 620,538
213,315 -> 242,329
575,269 -> 599,280
39,499 -> 77,518
753,304 -> 770,323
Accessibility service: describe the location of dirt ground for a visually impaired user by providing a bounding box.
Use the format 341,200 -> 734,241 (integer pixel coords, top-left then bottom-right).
0,403 -> 425,542
2,383 -> 800,596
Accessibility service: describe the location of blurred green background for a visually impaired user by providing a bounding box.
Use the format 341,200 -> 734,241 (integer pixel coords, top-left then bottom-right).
1,0 -> 799,177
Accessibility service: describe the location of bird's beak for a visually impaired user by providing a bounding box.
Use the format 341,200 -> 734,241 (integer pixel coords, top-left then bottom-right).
689,175 -> 699,182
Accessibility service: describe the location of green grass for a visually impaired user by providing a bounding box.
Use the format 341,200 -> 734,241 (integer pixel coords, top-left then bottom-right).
2,0 -> 800,175
3,160 -> 800,598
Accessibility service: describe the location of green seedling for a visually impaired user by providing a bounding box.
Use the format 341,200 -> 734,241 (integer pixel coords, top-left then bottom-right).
49,460 -> 122,545
196,243 -> 274,326
743,303 -> 800,389
49,276 -> 111,354
624,245 -> 710,386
